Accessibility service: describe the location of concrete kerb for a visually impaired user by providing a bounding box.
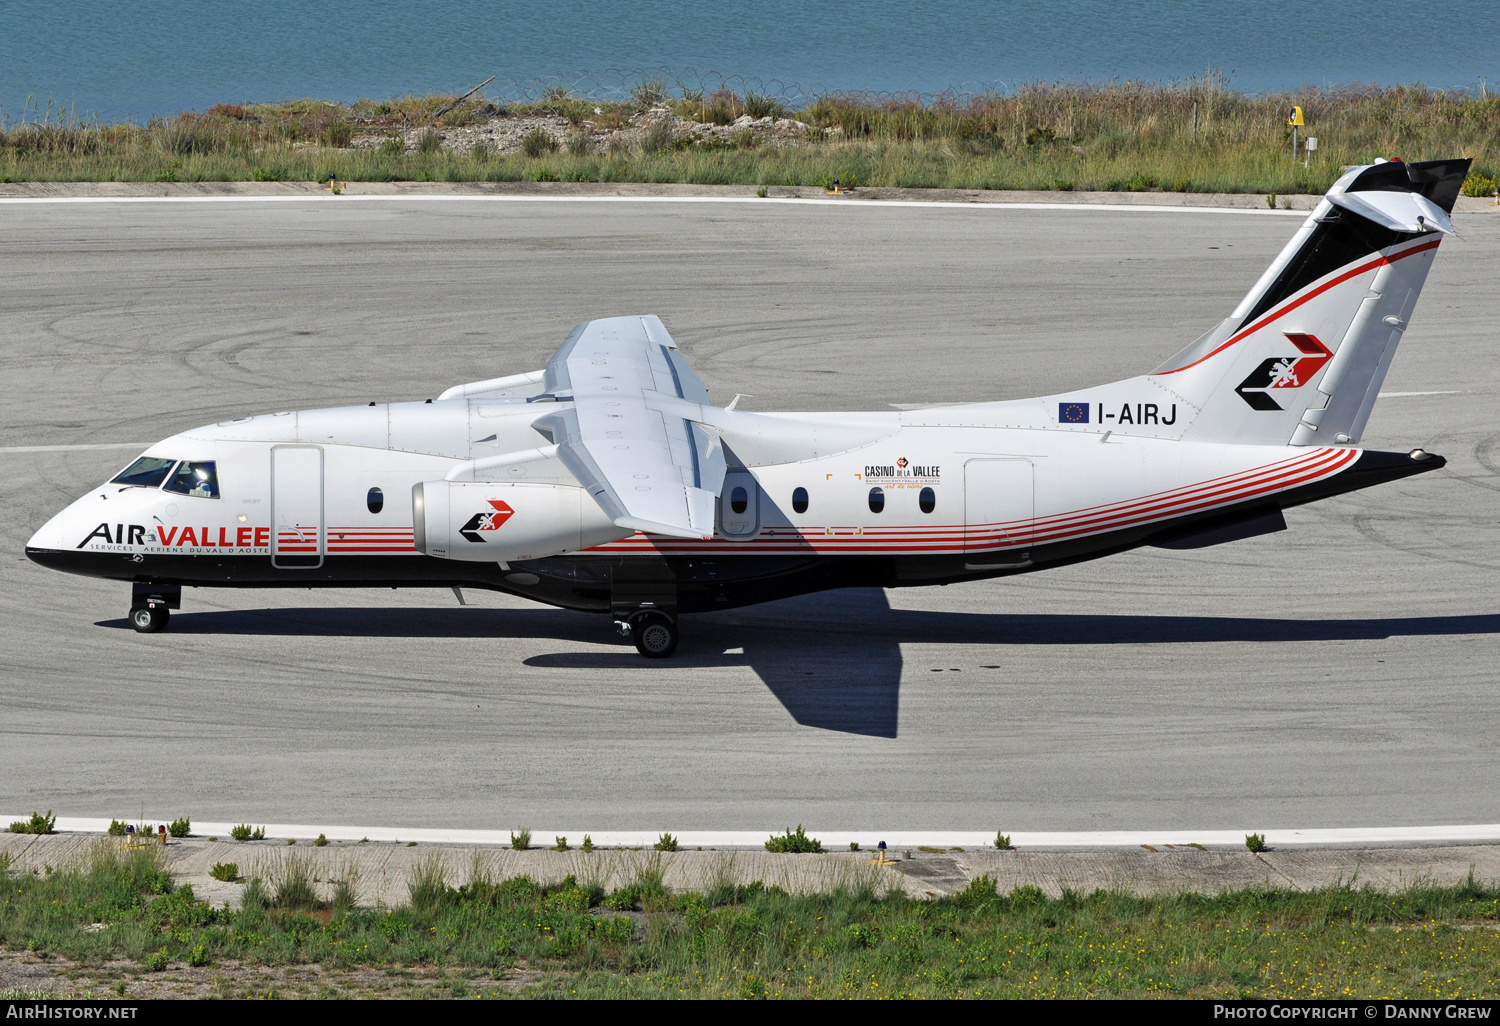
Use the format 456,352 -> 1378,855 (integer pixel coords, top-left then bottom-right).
6,832 -> 1500,908
1,181 -> 1491,215
0,179 -> 1316,208
11,817 -> 1500,851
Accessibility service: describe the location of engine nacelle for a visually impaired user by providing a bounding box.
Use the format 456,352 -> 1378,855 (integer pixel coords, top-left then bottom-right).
413,481 -> 630,561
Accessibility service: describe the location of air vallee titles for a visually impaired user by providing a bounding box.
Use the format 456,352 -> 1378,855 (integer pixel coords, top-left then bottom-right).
27,159 -> 1468,657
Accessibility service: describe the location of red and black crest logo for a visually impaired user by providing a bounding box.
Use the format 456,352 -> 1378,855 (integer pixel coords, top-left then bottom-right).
1235,333 -> 1333,411
460,500 -> 515,543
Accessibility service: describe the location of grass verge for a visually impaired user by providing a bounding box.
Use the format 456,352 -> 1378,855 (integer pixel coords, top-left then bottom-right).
2,81 -> 1497,194
2,841 -> 1499,998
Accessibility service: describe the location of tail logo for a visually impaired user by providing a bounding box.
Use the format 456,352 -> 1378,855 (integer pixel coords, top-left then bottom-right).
460,500 -> 515,543
1234,333 -> 1334,411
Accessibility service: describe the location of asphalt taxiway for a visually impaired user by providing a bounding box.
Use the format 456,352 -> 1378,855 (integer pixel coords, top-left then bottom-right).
3,190 -> 1498,837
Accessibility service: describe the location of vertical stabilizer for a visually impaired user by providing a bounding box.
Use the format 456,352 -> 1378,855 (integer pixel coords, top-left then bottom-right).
1149,158 -> 1468,446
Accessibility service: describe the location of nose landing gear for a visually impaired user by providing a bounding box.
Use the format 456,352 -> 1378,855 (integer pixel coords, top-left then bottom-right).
130,603 -> 169,633
130,582 -> 180,634
615,610 -> 680,658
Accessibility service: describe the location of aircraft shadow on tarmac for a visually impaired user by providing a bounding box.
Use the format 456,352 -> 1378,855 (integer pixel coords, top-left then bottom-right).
99,590 -> 1500,740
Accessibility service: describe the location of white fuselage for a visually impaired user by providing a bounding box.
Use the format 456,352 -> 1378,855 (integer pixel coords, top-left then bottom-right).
29,395 -> 1351,572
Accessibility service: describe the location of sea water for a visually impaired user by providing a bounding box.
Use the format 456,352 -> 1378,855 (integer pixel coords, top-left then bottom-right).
3,0 -> 1498,123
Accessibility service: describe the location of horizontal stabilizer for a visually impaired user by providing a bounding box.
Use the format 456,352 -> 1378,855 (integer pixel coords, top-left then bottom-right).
1329,190 -> 1456,236
1150,507 -> 1287,549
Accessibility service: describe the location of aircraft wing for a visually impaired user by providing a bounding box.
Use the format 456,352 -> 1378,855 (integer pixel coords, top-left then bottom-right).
530,316 -> 725,540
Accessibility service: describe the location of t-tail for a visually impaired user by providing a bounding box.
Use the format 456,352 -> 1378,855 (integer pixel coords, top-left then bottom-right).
1126,158 -> 1469,446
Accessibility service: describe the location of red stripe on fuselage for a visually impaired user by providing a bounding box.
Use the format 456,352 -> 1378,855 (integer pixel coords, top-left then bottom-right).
584,447 -> 1353,556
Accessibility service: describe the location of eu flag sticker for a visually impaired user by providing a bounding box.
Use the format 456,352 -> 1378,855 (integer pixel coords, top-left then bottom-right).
1058,401 -> 1090,424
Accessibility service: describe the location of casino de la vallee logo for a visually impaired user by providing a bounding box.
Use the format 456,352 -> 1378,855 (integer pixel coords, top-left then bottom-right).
864,458 -> 941,480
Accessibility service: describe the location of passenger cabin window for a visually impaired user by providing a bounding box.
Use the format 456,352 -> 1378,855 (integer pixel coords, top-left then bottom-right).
730,486 -> 749,514
868,486 -> 884,513
792,486 -> 808,514
162,460 -> 219,499
112,456 -> 176,488
919,486 -> 936,514
367,487 -> 384,514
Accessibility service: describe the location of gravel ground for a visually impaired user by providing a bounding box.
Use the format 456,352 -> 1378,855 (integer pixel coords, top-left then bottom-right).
349,106 -> 815,155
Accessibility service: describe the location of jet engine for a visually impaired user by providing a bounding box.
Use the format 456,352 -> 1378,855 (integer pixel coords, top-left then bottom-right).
412,481 -> 630,561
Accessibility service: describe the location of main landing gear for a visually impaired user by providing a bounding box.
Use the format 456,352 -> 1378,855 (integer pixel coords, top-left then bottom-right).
616,610 -> 680,658
130,583 -> 180,634
611,563 -> 679,658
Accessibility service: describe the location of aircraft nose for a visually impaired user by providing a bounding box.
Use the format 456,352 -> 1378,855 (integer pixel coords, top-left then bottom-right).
26,499 -> 84,555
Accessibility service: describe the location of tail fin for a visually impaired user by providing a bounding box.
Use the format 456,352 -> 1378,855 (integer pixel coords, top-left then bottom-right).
1152,158 -> 1469,446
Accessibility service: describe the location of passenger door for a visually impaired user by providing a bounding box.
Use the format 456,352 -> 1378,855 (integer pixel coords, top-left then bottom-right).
271,445 -> 324,568
963,459 -> 1033,566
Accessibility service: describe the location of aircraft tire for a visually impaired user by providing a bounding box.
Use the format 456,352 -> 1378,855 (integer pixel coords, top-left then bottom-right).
632,612 -> 678,659
130,605 -> 169,633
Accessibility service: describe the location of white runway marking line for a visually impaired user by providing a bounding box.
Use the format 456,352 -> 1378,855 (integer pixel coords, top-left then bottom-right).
18,818 -> 1500,850
0,442 -> 153,453
0,194 -> 1309,216
1377,390 -> 1461,397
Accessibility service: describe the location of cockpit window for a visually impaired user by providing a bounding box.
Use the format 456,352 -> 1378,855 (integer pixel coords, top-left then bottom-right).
112,456 -> 177,488
163,460 -> 220,499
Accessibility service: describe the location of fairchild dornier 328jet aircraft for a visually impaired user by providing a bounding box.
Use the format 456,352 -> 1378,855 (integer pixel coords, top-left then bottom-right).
27,158 -> 1467,657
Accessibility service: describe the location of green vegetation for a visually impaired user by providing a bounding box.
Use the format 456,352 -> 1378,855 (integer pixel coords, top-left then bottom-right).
1462,170 -> 1495,196
330,867 -> 360,911
520,126 -> 558,157
314,834 -> 329,847
415,126 -> 442,155
765,825 -> 824,854
552,836 -> 571,852
581,835 -> 595,853
106,820 -> 127,837
208,862 -> 239,883
2,842 -> 1499,998
510,828 -> 531,852
167,817 -> 190,839
996,832 -> 1014,851
2,81 -> 1495,194
8,811 -> 56,835
268,852 -> 318,910
408,854 -> 450,912
654,833 -> 679,852
1246,833 -> 1268,853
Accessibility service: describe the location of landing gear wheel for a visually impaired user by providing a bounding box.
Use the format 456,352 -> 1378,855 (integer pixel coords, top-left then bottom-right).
631,612 -> 678,658
130,604 -> 169,633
